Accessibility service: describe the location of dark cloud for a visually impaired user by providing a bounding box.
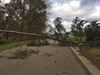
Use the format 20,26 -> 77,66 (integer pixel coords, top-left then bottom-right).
80,0 -> 100,7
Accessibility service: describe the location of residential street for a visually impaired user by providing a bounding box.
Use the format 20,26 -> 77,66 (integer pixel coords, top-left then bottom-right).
0,46 -> 90,75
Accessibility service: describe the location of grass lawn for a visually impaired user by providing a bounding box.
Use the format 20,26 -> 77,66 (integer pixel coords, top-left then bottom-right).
0,41 -> 31,50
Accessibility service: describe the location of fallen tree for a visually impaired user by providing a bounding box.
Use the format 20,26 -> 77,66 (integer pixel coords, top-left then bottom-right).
0,30 -> 39,36
0,30 -> 57,40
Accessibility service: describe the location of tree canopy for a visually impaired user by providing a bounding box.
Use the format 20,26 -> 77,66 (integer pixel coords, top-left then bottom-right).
0,0 -> 48,34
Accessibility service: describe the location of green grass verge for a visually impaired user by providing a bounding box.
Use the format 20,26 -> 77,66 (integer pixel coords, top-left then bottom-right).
0,41 -> 31,49
89,47 -> 100,56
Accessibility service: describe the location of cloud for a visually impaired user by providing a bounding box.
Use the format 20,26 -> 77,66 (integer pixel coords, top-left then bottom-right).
48,17 -> 72,32
62,21 -> 72,29
62,21 -> 72,32
88,6 -> 100,20
80,0 -> 100,7
2,0 -> 100,31
49,0 -> 100,30
49,0 -> 98,18
48,17 -> 55,27
50,0 -> 81,17
1,0 -> 10,3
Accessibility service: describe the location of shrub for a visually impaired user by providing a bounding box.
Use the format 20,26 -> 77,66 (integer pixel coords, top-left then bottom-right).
87,37 -> 100,47
95,40 -> 100,46
27,40 -> 42,46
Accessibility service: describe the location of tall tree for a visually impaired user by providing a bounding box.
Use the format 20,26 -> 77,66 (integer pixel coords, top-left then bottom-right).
71,17 -> 87,42
53,17 -> 66,41
23,0 -> 48,33
54,17 -> 66,35
0,0 -> 49,39
84,20 -> 100,41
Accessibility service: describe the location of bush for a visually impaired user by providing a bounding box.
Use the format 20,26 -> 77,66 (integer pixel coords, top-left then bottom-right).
94,38 -> 100,46
87,38 -> 100,47
27,40 -> 42,46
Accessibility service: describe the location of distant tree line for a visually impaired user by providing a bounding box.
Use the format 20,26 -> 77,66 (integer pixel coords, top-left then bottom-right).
48,17 -> 100,46
71,17 -> 100,46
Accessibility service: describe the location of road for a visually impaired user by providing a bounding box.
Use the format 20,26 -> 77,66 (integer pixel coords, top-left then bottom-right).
0,46 -> 90,75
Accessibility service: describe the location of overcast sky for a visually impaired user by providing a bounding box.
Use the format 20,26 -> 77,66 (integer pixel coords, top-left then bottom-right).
2,0 -> 100,31
49,0 -> 100,31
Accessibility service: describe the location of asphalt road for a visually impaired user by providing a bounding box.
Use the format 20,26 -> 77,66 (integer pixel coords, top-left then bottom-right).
0,46 -> 90,75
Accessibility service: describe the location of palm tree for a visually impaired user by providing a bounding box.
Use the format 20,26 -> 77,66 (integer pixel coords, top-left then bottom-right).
84,20 -> 100,41
71,17 -> 87,43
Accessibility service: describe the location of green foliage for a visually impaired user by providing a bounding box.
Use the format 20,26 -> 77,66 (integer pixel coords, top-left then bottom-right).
48,17 -> 66,41
94,38 -> 100,46
67,34 -> 86,43
0,0 -> 49,40
0,41 -> 31,49
85,21 -> 100,42
95,40 -> 100,46
54,17 -> 66,35
27,40 -> 42,46
89,47 -> 100,56
71,17 -> 87,43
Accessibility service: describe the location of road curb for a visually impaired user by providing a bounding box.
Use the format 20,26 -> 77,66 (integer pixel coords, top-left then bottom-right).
70,47 -> 100,75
